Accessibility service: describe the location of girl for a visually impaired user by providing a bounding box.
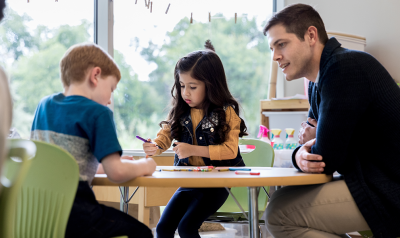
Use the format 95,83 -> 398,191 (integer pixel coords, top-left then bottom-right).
143,40 -> 248,238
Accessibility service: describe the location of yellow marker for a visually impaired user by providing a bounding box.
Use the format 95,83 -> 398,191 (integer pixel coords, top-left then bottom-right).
217,169 -> 229,172
162,169 -> 175,171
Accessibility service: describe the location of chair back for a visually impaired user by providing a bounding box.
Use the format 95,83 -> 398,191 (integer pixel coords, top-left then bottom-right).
0,139 -> 36,237
2,139 -> 79,238
216,138 -> 274,219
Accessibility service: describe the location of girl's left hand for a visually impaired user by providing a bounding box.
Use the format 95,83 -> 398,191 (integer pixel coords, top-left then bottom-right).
173,142 -> 192,159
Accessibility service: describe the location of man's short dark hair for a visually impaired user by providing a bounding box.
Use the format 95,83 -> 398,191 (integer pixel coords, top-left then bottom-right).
263,3 -> 328,44
0,0 -> 6,21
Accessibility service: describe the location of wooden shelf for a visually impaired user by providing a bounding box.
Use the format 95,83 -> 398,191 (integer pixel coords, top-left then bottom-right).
261,99 -> 309,111
260,99 -> 309,133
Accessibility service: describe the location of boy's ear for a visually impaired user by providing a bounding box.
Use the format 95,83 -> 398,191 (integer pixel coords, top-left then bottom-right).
89,67 -> 102,87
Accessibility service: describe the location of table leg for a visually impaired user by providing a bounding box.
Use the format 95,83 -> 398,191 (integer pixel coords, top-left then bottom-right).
248,187 -> 260,238
120,186 -> 129,213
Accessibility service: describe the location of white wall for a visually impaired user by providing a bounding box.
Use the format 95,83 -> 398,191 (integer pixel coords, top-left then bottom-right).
281,0 -> 400,96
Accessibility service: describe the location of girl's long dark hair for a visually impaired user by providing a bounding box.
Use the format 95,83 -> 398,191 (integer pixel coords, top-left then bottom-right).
160,40 -> 248,144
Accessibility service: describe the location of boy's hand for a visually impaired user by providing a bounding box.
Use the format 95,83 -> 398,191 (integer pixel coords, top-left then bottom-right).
295,138 -> 325,173
121,155 -> 134,160
173,142 -> 192,159
143,138 -> 158,156
137,157 -> 157,175
298,117 -> 317,144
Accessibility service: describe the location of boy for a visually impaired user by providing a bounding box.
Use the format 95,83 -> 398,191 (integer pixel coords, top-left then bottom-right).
31,43 -> 156,238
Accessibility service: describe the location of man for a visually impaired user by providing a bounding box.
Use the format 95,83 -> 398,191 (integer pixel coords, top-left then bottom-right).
0,0 -> 13,195
264,3 -> 400,238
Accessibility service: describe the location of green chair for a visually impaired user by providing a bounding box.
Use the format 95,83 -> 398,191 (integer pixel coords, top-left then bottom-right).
207,138 -> 274,222
0,139 -> 37,238
1,139 -> 79,238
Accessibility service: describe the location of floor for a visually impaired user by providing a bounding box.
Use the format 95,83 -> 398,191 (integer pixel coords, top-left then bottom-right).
100,201 -> 363,238
152,223 -> 272,238
152,224 -> 362,238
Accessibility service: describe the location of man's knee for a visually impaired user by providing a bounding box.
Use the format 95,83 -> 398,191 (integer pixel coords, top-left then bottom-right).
266,198 -> 284,228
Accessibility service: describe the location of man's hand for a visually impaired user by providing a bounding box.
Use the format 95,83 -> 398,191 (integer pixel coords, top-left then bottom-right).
173,142 -> 192,159
295,138 -> 325,173
298,117 -> 317,144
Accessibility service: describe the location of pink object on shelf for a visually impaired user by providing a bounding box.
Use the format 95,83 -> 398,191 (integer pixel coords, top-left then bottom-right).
246,145 -> 256,149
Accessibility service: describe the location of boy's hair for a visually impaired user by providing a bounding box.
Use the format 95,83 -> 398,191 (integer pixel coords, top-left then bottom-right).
263,3 -> 328,45
60,43 -> 121,87
162,40 -> 248,144
0,0 -> 6,20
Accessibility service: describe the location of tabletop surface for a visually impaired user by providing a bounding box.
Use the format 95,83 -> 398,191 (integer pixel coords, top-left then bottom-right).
92,166 -> 332,188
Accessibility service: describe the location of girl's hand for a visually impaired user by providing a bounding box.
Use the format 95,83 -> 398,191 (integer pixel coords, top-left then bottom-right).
173,142 -> 192,159
143,138 -> 158,156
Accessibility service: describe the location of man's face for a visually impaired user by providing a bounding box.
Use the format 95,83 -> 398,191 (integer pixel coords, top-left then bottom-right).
267,24 -> 313,81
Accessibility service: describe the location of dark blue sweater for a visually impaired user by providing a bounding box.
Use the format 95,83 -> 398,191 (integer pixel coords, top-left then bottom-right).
292,37 -> 400,238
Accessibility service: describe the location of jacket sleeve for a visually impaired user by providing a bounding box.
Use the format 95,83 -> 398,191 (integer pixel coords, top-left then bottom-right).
209,106 -> 241,160
153,124 -> 173,156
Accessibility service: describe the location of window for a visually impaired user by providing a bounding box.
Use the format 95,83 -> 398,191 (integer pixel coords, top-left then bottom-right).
2,0 -> 273,148
0,0 -> 94,139
113,0 -> 273,148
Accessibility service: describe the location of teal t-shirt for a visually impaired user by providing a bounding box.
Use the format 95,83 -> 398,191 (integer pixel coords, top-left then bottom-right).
31,93 -> 122,183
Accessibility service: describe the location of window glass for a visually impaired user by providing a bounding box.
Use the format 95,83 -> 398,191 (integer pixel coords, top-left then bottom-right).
0,0 -> 94,139
114,0 -> 273,148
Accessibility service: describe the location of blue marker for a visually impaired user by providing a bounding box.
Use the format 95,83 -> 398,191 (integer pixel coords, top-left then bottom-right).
228,168 -> 251,171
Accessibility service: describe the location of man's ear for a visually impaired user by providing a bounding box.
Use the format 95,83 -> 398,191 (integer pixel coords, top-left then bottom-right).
89,67 -> 102,87
306,26 -> 318,46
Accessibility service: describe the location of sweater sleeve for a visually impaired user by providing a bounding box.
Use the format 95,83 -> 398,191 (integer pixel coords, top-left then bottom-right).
209,106 -> 241,160
309,56 -> 372,175
153,124 -> 173,156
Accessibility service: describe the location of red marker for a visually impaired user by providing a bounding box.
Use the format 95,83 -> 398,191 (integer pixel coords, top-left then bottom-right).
235,171 -> 260,176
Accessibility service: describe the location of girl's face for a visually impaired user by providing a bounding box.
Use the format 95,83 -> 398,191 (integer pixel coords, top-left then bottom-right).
179,73 -> 206,109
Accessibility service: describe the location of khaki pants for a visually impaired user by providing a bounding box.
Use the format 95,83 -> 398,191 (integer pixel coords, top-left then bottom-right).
265,180 -> 370,238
